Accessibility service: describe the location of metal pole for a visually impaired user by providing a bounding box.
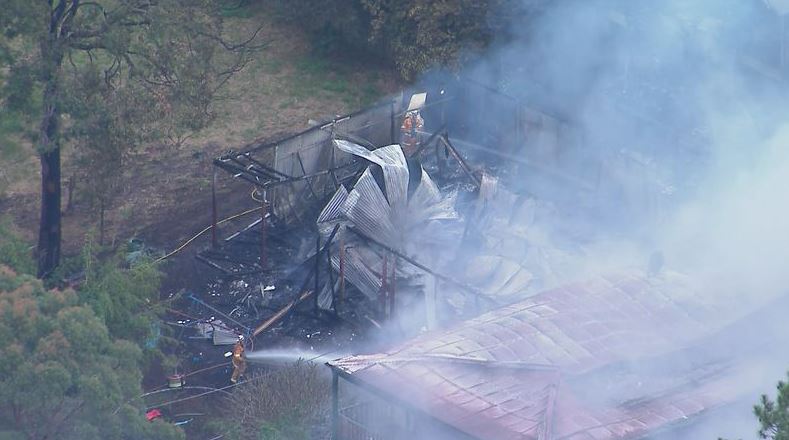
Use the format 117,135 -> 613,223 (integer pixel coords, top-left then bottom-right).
260,192 -> 268,269
314,235 -> 320,312
327,243 -> 336,314
389,257 -> 396,319
390,100 -> 397,144
211,169 -> 218,249
339,236 -> 345,306
331,370 -> 339,440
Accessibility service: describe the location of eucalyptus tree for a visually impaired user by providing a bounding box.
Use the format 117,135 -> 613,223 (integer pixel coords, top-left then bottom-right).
0,0 -> 261,277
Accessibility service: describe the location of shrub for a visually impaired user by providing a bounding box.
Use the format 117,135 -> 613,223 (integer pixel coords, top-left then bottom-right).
222,361 -> 331,440
0,219 -> 35,276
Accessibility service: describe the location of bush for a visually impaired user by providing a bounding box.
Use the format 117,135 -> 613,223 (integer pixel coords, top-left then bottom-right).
0,266 -> 184,440
268,0 -> 533,79
222,361 -> 331,440
0,219 -> 35,276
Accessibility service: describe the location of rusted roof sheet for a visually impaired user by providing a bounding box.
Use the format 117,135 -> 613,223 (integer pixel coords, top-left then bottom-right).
329,272 -> 756,440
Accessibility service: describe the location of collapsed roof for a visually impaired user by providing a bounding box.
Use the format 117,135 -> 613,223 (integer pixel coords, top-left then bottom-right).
313,140 -> 585,317
328,272 -> 768,440
315,140 -> 459,308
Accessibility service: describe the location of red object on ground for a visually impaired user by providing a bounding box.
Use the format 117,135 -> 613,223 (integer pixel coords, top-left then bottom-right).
146,409 -> 162,422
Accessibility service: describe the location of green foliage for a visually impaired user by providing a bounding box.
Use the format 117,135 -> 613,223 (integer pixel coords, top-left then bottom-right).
270,0 -> 372,57
0,266 -> 184,440
0,0 -> 261,275
289,54 -> 380,107
77,239 -> 164,346
362,0 -> 496,78
0,220 -> 35,276
754,372 -> 789,439
270,0 -> 533,79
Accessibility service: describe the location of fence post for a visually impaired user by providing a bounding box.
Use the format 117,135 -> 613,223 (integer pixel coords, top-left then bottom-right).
260,192 -> 267,269
390,100 -> 397,144
211,168 -> 218,249
331,370 -> 339,440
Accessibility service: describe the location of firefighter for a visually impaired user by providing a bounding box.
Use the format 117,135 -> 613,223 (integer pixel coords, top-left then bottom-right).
230,335 -> 247,383
400,109 -> 424,156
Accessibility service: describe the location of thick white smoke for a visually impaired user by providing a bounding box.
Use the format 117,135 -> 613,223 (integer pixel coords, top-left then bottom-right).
413,0 -> 789,438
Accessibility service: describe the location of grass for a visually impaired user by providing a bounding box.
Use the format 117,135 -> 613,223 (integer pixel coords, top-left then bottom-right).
0,111 -> 35,197
219,1 -> 265,19
289,54 -> 382,107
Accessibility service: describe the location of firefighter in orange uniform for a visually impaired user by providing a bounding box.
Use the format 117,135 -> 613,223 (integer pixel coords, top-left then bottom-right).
400,110 -> 424,156
230,335 -> 246,383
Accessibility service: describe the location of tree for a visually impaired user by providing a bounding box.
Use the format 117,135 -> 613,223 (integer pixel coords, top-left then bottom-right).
754,372 -> 789,440
270,0 -> 539,79
361,0 -> 496,78
0,0 -> 260,277
77,241 -> 164,345
0,266 -> 184,440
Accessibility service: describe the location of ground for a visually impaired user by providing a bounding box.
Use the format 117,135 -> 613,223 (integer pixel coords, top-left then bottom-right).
0,1 -> 401,256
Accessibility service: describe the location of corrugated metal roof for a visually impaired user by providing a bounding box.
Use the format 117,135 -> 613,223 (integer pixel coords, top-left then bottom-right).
341,168 -> 398,247
319,142 -> 460,301
329,272 -> 757,440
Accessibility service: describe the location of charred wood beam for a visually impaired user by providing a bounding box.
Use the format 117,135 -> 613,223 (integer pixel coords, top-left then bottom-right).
195,254 -> 232,274
220,268 -> 264,279
214,157 -> 276,184
441,135 -> 481,189
213,160 -> 265,187
412,124 -> 446,158
242,153 -> 291,179
188,293 -> 252,332
227,155 -> 283,181
252,290 -> 313,337
202,250 -> 260,265
296,151 -> 320,201
259,162 -> 361,189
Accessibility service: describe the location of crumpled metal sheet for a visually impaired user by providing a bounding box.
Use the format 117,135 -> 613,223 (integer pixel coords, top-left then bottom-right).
317,185 -> 349,224
316,141 -> 460,302
341,168 -> 398,247
408,169 -> 458,223
335,140 -> 410,217
331,246 -> 384,301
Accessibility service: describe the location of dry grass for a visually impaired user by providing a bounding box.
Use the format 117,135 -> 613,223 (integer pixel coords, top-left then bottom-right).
222,361 -> 331,440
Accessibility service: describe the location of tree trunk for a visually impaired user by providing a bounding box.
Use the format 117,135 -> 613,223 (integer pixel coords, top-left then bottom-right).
36,29 -> 64,278
37,138 -> 62,278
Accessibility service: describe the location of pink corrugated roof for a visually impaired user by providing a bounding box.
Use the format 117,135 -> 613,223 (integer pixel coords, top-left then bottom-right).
329,272 -> 755,440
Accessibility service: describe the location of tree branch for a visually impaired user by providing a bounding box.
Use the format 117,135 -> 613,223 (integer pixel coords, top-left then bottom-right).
195,24 -> 268,51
